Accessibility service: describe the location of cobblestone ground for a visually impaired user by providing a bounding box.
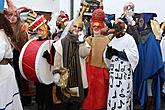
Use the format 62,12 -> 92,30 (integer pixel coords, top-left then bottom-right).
23,95 -> 165,110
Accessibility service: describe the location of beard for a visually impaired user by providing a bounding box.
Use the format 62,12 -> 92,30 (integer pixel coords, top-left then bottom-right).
93,29 -> 101,36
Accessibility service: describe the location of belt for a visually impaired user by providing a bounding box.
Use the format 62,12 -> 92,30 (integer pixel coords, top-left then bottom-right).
0,58 -> 12,65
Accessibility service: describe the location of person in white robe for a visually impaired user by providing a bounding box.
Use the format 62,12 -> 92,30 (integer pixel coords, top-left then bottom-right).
0,13 -> 23,110
104,18 -> 139,110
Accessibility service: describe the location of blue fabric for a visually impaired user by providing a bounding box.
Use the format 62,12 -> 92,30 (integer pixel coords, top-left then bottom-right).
133,31 -> 165,110
0,0 -> 4,10
138,13 -> 157,32
105,14 -> 115,28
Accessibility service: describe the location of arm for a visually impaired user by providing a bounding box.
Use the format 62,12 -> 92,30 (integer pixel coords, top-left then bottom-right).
79,41 -> 91,59
0,32 -> 7,62
85,36 -> 92,46
42,43 -> 55,65
105,45 -> 128,61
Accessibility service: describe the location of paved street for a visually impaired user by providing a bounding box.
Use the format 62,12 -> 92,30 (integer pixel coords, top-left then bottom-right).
23,95 -> 165,110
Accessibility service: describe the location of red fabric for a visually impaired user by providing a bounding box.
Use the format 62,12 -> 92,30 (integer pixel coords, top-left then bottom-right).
83,51 -> 109,110
56,14 -> 69,26
29,15 -> 46,31
22,40 -> 45,82
91,9 -> 105,29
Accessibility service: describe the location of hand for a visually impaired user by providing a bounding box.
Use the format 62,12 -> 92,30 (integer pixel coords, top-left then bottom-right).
78,31 -> 85,42
42,50 -> 50,63
106,45 -> 119,57
101,27 -> 109,35
107,45 -> 112,52
53,73 -> 60,86
106,45 -> 113,60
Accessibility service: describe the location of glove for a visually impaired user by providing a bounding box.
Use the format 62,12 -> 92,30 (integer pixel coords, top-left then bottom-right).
106,45 -> 119,59
42,50 -> 50,63
111,47 -> 119,56
78,31 -> 85,42
101,27 -> 109,35
53,73 -> 60,86
105,45 -> 113,60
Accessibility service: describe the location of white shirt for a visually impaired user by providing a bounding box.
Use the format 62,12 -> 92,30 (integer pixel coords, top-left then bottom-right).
0,29 -> 13,61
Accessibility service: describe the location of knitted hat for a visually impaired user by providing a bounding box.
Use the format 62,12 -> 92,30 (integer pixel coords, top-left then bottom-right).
91,9 -> 105,28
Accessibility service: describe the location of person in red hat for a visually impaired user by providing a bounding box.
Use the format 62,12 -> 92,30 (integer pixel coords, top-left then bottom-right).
55,10 -> 69,39
28,14 -> 55,110
82,8 -> 110,110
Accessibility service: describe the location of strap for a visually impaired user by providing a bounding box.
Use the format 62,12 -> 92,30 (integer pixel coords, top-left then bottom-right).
0,58 -> 12,65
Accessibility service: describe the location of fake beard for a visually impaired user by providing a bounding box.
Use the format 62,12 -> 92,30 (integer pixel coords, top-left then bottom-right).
125,10 -> 134,25
126,10 -> 134,17
93,29 -> 101,36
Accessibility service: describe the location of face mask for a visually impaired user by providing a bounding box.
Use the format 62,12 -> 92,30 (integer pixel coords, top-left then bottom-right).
37,24 -> 48,38
72,25 -> 82,35
138,17 -> 145,32
113,23 -> 121,32
92,23 -> 101,36
127,9 -> 134,17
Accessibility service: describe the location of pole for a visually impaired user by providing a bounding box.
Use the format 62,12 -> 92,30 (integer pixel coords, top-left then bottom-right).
70,0 -> 74,20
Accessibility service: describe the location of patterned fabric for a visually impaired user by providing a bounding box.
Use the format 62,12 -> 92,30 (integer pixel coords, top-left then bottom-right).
107,56 -> 132,110
104,33 -> 139,110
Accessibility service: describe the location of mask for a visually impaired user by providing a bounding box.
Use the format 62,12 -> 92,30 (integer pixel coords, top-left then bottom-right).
138,17 -> 145,32
113,23 -> 121,32
92,22 -> 101,35
127,9 -> 134,17
37,24 -> 48,38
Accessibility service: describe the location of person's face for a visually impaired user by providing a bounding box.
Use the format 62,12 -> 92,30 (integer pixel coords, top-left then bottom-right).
37,24 -> 48,38
125,6 -> 134,17
72,24 -> 83,35
113,20 -> 125,37
92,22 -> 101,35
5,11 -> 18,23
60,11 -> 65,16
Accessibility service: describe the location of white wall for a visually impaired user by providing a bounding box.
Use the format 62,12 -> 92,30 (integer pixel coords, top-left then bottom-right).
72,0 -> 165,22
5,0 -> 55,12
103,0 -> 165,23
4,0 -> 165,22
73,0 -> 82,18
